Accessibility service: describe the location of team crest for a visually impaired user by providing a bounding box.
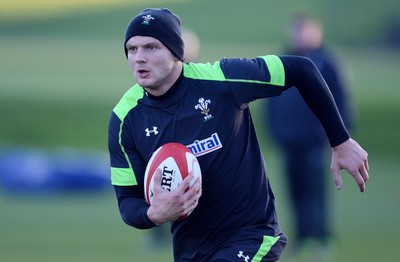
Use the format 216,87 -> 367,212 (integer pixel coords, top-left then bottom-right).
195,98 -> 213,122
141,15 -> 154,25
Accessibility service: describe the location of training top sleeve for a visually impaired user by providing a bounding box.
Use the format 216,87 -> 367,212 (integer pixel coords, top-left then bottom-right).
279,55 -> 350,147
114,185 -> 156,229
219,55 -> 349,147
108,87 -> 157,229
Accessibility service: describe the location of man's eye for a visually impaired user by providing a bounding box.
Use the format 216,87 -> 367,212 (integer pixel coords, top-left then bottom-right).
129,47 -> 137,52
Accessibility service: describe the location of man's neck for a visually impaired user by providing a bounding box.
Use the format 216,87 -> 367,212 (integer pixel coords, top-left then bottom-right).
146,63 -> 183,100
145,61 -> 183,97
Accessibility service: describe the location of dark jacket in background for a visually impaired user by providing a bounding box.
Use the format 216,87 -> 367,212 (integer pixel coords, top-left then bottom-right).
267,47 -> 352,148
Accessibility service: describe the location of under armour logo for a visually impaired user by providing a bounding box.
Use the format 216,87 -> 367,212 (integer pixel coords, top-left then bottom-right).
145,127 -> 158,136
237,251 -> 249,262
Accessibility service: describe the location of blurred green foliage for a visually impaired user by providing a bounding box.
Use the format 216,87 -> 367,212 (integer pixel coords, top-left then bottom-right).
1,0 -> 399,153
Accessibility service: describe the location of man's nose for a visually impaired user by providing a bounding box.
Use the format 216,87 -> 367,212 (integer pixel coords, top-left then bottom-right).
135,48 -> 146,62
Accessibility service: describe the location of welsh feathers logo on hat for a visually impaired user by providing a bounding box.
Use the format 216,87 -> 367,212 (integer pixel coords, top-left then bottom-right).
124,8 -> 184,61
141,15 -> 154,25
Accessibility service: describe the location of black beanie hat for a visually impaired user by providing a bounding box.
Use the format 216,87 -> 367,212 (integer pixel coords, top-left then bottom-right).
124,8 -> 184,61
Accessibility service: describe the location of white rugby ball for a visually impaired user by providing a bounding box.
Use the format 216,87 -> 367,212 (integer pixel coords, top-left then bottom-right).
144,142 -> 202,207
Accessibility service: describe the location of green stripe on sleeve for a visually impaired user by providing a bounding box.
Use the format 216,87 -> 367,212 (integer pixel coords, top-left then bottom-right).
183,62 -> 226,80
117,120 -> 137,185
259,55 -> 285,86
111,85 -> 144,186
252,235 -> 280,262
111,167 -> 137,186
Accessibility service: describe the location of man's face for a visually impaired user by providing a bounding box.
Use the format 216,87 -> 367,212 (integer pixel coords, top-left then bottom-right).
126,36 -> 179,96
290,20 -> 323,51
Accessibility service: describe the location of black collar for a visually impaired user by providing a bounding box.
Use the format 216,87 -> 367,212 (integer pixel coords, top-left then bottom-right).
146,70 -> 184,101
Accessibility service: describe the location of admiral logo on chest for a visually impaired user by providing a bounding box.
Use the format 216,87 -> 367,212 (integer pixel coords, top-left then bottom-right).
186,133 -> 222,157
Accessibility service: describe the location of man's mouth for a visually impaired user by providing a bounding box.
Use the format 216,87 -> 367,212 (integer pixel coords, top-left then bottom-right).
137,69 -> 149,78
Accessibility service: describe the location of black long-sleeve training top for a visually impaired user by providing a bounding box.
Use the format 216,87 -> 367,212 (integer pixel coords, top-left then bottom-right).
108,55 -> 349,261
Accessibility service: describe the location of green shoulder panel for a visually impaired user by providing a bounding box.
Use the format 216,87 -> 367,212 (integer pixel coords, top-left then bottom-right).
113,84 -> 145,121
184,56 -> 285,86
183,62 -> 226,80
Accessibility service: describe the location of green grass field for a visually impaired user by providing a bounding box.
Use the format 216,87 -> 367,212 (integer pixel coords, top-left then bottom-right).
1,0 -> 399,261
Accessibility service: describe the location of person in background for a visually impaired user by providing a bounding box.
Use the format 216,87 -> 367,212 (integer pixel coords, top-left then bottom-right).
182,27 -> 201,62
266,14 -> 353,261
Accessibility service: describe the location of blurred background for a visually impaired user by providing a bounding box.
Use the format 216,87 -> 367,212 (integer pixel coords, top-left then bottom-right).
0,0 -> 399,261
